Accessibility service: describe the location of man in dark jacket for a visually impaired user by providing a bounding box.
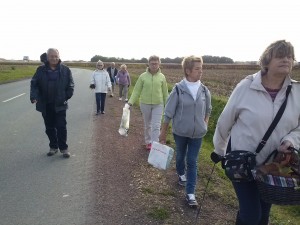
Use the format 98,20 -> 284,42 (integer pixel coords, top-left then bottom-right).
30,48 -> 74,158
106,62 -> 118,97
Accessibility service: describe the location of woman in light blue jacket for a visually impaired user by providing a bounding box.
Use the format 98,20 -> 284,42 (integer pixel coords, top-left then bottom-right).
159,55 -> 212,207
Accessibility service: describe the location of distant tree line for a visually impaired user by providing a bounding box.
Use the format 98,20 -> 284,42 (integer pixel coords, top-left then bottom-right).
90,55 -> 234,64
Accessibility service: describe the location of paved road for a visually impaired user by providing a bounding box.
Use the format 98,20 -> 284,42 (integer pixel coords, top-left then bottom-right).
0,68 -> 96,225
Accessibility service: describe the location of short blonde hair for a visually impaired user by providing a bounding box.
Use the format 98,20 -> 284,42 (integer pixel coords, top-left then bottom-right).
148,55 -> 161,63
259,40 -> 295,73
120,64 -> 127,70
182,55 -> 203,76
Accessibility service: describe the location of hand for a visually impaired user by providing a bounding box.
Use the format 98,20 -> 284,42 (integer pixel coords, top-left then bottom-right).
31,99 -> 37,104
278,140 -> 293,154
124,103 -> 131,109
210,152 -> 223,164
159,133 -> 166,144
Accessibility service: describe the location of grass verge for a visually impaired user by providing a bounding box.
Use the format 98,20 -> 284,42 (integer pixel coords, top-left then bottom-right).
0,65 -> 37,84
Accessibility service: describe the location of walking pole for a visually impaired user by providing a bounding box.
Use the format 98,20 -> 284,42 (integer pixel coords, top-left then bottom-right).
195,163 -> 216,225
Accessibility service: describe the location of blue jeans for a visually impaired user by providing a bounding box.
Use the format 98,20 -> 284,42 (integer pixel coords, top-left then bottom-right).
95,93 -> 106,113
173,133 -> 202,194
232,181 -> 272,225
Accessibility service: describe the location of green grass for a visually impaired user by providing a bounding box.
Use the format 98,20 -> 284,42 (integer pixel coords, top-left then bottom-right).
148,207 -> 170,220
0,65 -> 37,84
141,187 -> 155,194
158,190 -> 176,197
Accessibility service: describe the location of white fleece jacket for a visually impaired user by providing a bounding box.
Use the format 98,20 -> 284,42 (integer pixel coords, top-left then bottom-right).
213,71 -> 300,165
91,69 -> 112,93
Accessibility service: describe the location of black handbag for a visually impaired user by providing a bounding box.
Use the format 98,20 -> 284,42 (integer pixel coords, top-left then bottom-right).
222,85 -> 291,182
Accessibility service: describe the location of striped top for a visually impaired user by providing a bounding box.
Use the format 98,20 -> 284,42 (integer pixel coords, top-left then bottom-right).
264,86 -> 280,101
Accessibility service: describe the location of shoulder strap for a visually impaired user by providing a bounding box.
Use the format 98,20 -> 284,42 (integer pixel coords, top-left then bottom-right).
256,85 -> 292,153
175,85 -> 179,96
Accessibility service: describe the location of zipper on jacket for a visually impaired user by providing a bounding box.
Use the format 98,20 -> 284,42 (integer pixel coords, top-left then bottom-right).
192,101 -> 196,138
151,75 -> 154,104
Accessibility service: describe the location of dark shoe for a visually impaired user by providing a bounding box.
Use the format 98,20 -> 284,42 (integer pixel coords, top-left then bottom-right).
61,150 -> 71,158
47,148 -> 58,156
186,194 -> 198,208
101,111 -> 105,114
178,175 -> 187,186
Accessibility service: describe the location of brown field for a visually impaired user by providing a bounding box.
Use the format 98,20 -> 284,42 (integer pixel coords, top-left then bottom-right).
124,64 -> 300,97
1,61 -> 299,97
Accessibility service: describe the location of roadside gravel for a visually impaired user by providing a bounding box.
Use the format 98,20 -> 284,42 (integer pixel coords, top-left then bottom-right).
88,95 -> 236,225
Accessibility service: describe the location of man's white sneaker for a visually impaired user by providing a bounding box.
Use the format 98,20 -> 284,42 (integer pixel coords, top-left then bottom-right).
47,148 -> 58,156
61,150 -> 71,158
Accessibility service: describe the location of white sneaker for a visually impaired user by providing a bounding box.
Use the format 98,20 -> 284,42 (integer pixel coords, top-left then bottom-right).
178,174 -> 187,186
119,98 -> 122,101
186,194 -> 198,207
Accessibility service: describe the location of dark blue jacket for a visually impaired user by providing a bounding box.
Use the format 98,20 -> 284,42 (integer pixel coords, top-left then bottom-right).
30,61 -> 74,112
107,67 -> 118,83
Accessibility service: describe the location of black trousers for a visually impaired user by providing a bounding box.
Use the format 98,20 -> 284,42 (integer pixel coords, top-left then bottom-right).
42,103 -> 68,151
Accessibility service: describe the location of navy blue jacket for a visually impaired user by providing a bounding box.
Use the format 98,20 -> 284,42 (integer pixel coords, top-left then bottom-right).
30,61 -> 74,112
107,67 -> 118,83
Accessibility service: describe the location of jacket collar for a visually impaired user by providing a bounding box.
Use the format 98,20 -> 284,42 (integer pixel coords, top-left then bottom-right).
45,59 -> 62,70
146,67 -> 161,75
249,70 -> 292,92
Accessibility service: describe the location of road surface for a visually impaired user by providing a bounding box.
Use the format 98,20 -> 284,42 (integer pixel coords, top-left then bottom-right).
0,68 -> 96,225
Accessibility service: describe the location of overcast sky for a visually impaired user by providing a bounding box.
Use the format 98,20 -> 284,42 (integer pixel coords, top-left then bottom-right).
1,0 -> 299,62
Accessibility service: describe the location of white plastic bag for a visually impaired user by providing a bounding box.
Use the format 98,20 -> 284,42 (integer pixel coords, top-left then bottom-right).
118,106 -> 130,136
148,141 -> 174,170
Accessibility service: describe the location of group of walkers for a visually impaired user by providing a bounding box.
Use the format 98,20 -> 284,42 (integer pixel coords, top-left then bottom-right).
90,61 -> 131,115
30,39 -> 300,225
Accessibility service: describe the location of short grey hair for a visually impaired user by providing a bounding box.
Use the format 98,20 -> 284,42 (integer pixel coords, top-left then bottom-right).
47,48 -> 59,55
96,60 -> 104,66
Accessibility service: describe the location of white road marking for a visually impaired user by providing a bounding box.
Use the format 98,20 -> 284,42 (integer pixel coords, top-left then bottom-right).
2,93 -> 26,102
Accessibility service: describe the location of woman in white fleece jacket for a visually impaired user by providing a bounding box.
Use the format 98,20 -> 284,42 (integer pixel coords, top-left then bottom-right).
90,60 -> 112,115
212,40 -> 300,225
